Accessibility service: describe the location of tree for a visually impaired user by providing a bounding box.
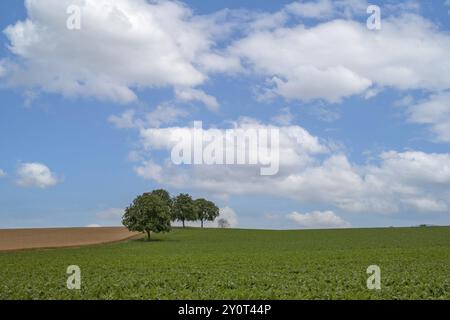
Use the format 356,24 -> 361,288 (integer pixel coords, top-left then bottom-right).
194,198 -> 219,228
149,189 -> 172,211
122,193 -> 171,241
172,193 -> 196,228
217,218 -> 230,228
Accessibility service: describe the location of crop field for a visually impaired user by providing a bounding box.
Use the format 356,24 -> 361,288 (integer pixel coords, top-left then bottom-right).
0,227 -> 449,299
0,227 -> 139,251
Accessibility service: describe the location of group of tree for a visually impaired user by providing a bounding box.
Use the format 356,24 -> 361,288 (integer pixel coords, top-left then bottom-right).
122,189 -> 220,240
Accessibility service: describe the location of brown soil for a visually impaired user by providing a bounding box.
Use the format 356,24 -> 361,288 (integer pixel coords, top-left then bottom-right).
0,227 -> 140,252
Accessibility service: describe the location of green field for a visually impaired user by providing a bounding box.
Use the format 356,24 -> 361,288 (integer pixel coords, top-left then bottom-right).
1,227 -> 449,299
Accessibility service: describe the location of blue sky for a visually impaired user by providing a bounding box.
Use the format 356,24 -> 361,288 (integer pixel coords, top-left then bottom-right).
1,0 -> 450,229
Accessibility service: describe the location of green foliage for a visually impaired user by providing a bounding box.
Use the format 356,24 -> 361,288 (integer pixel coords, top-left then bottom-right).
122,193 -> 171,240
148,189 -> 172,208
172,194 -> 196,228
129,189 -> 219,228
194,198 -> 219,228
1,227 -> 450,299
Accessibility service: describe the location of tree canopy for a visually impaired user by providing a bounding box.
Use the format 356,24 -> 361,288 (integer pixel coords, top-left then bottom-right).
149,189 -> 172,211
172,193 -> 196,228
123,189 -> 222,236
194,198 -> 220,228
122,193 -> 171,240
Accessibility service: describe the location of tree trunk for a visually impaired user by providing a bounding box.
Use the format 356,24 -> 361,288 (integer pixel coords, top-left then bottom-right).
182,219 -> 185,228
201,219 -> 204,228
146,230 -> 151,241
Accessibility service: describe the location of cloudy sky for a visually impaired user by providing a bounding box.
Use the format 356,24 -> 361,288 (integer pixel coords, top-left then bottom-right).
1,0 -> 450,229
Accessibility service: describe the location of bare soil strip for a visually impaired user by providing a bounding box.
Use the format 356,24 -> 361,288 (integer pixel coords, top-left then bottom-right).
0,227 -> 140,252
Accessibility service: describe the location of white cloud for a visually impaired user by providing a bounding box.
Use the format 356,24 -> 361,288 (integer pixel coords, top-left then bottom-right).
229,13 -> 450,103
284,0 -> 371,20
126,117 -> 450,215
285,0 -> 337,19
2,0 -> 226,104
0,169 -> 6,178
308,105 -> 340,122
0,60 -> 6,77
134,160 -> 164,182
375,151 -> 450,186
86,224 -> 101,228
136,117 -> 328,172
394,95 -> 414,108
247,10 -> 290,32
175,88 -> 220,111
383,1 -> 421,14
271,107 -> 294,125
287,210 -> 350,229
109,104 -> 188,130
407,92 -> 450,142
215,207 -> 238,227
144,105 -> 189,128
274,151 -> 450,214
96,208 -> 124,221
108,110 -> 136,129
3,0 -> 450,109
16,162 -> 59,188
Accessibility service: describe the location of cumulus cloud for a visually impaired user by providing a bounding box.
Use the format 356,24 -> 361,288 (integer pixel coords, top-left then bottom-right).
277,151 -> 450,214
3,0 -> 450,114
285,0 -> 377,20
407,92 -> 450,142
109,104 -> 188,129
144,105 -> 189,128
284,0 -> 337,19
287,210 -> 350,228
175,88 -> 220,111
134,160 -> 164,182
271,107 -> 294,126
0,60 -> 6,77
135,117 -> 328,177
123,116 -> 450,215
108,110 -> 136,129
0,169 -> 6,178
16,162 -> 59,188
229,12 -> 450,103
2,0 -> 228,104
